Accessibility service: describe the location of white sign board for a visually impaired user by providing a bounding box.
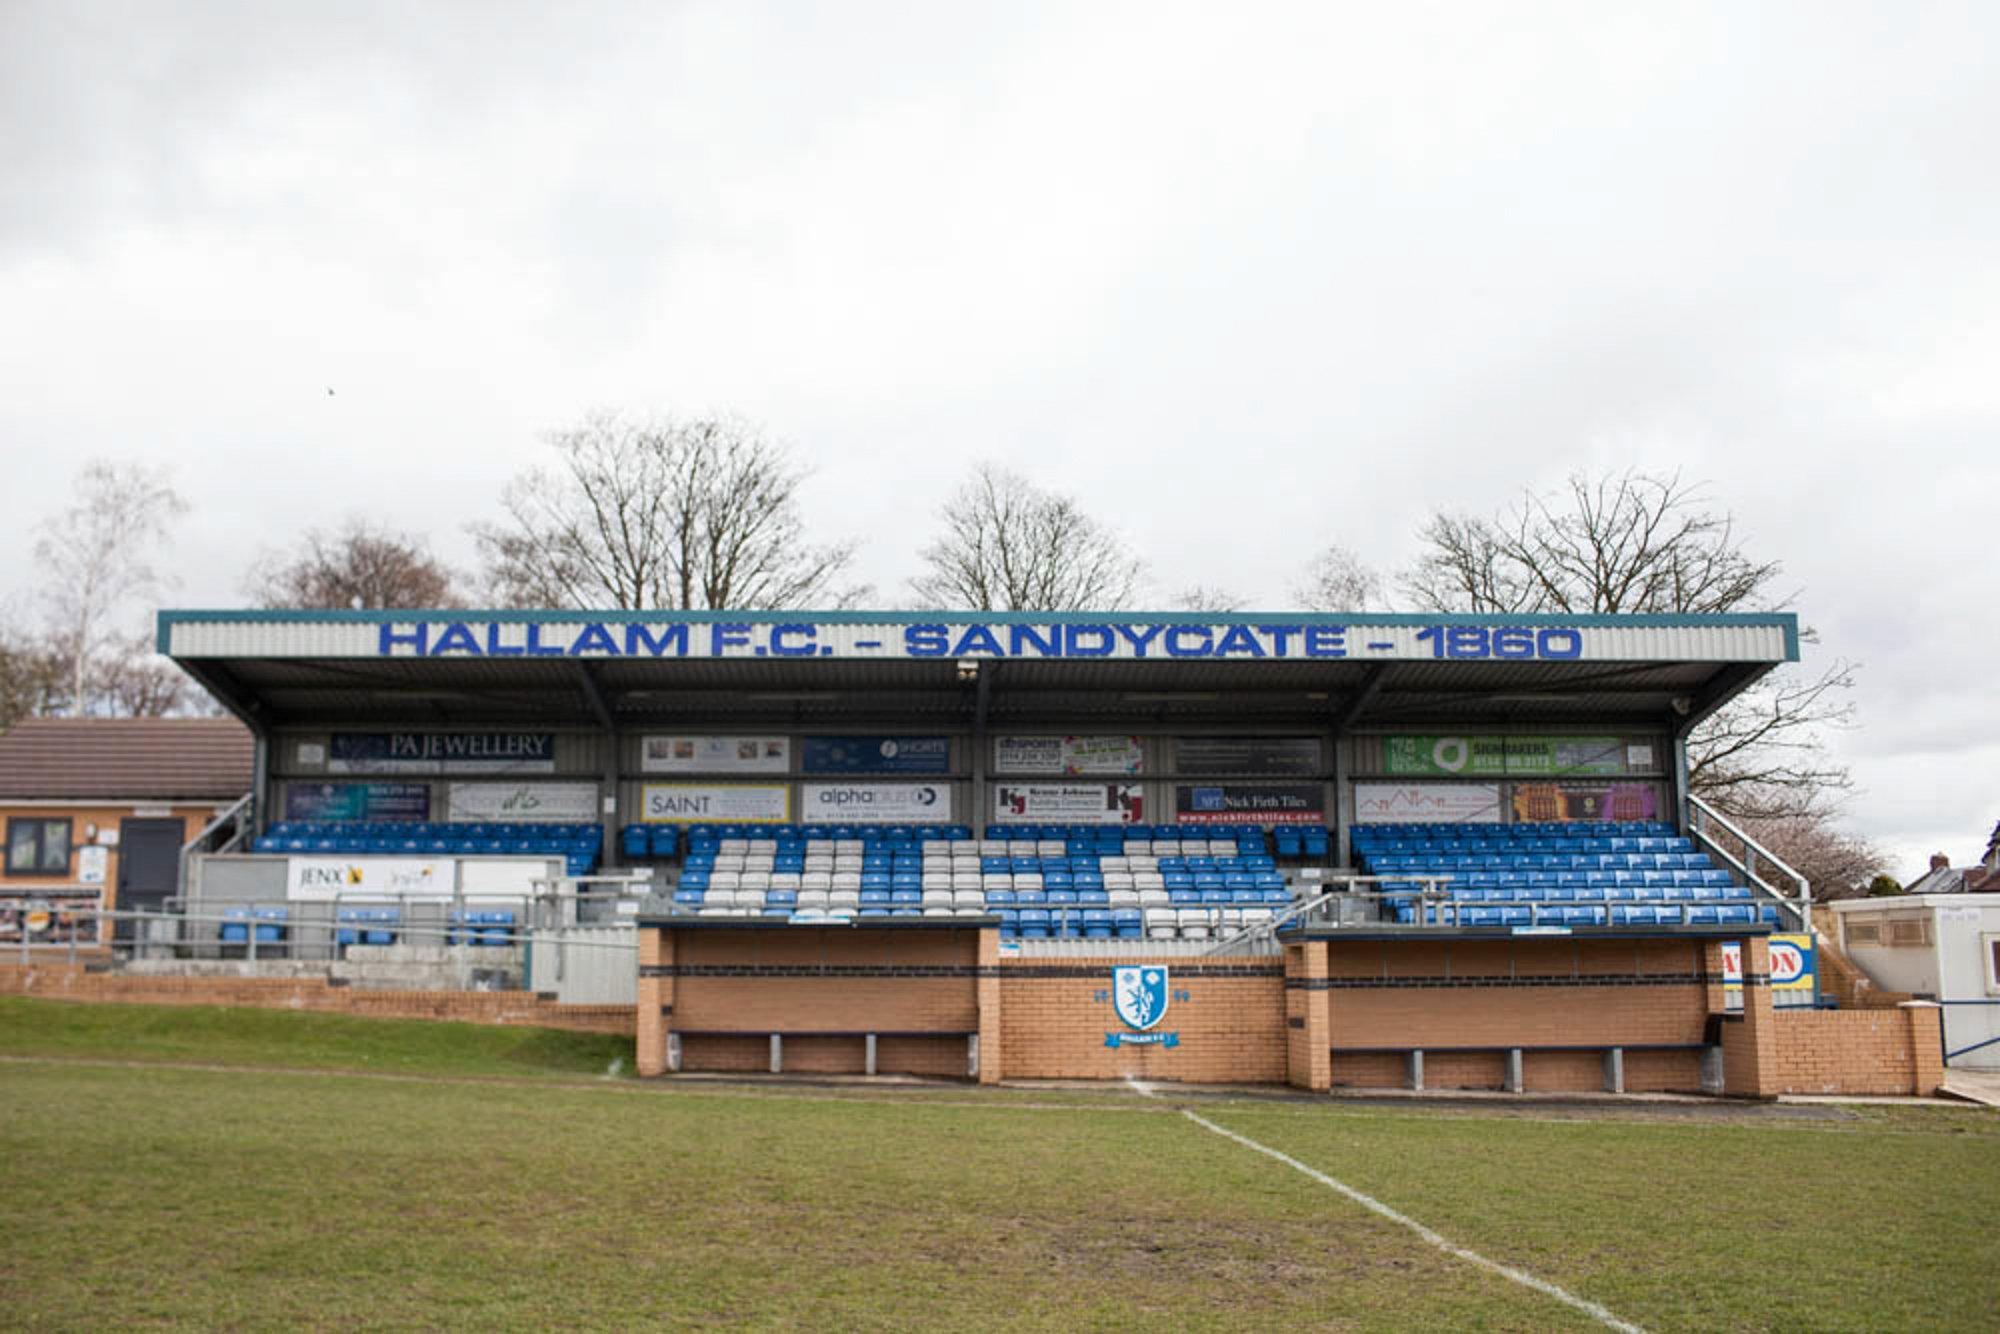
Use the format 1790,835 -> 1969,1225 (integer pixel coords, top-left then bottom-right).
641,735 -> 790,774
993,783 -> 1144,825
446,782 -> 599,823
77,846 -> 109,885
287,857 -> 453,901
642,784 -> 791,824
995,735 -> 1144,775
1353,782 -> 1504,824
800,782 -> 952,823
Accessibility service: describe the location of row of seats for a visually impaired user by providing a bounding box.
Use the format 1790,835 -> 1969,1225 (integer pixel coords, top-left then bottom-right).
676,871 -> 1290,894
680,853 -> 1281,875
672,887 -> 1294,911
1354,821 -> 1678,840
1355,821 -> 1771,928
220,906 -> 517,947
1392,903 -> 1779,927
1369,854 -> 1719,874
254,821 -> 602,875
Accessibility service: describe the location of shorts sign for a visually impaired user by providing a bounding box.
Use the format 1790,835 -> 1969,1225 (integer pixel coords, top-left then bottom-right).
801,736 -> 951,774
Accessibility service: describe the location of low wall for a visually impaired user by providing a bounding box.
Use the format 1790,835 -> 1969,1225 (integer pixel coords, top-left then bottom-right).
1767,1006 -> 1944,1096
0,963 -> 634,1035
995,955 -> 1287,1084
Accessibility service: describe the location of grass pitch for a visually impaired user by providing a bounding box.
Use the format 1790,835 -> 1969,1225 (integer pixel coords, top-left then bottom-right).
1,997 -> 1995,1331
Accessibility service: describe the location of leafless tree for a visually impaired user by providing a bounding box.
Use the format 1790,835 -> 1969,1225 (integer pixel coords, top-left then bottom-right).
1706,797 -> 1886,900
1399,468 -> 1856,818
1168,585 -> 1246,613
473,413 -> 866,610
1294,543 -> 1383,611
89,632 -> 213,718
0,628 -> 66,731
33,461 -> 188,714
911,464 -> 1142,611
248,519 -> 462,609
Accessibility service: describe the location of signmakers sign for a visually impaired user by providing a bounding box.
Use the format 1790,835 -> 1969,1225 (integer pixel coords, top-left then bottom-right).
328,733 -> 556,775
446,782 -> 598,823
641,735 -> 789,774
1104,965 -> 1179,1048
801,736 -> 950,775
995,735 -> 1143,775
1176,784 -> 1323,824
287,858 -> 452,901
800,782 -> 952,823
1353,782 -> 1503,824
642,784 -> 790,824
994,784 -> 1143,825
1383,735 -> 1636,777
285,782 -> 432,823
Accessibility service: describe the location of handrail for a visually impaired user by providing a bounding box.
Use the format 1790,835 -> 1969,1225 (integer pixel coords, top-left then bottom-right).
179,793 -> 256,903
1687,794 -> 1810,925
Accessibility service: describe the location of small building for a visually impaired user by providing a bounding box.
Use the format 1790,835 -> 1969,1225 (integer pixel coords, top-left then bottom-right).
1831,885 -> 2000,1071
0,717 -> 253,947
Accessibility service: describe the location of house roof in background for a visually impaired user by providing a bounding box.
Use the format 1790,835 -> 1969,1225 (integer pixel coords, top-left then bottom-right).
0,717 -> 253,801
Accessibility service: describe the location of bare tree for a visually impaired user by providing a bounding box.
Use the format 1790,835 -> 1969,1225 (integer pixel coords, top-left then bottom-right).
911,464 -> 1142,611
0,628 -> 66,731
1399,468 -> 1856,818
248,519 -> 462,609
34,461 -> 188,714
1169,585 -> 1246,613
89,632 -> 212,717
1707,799 -> 1886,900
1295,543 -> 1383,611
1401,471 -> 1781,615
473,413 -> 866,610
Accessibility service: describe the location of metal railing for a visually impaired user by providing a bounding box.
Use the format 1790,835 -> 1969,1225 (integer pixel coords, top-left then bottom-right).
1687,794 -> 1810,928
3,899 -> 642,969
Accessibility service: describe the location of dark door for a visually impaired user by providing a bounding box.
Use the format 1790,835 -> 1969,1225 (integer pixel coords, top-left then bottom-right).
115,819 -> 184,943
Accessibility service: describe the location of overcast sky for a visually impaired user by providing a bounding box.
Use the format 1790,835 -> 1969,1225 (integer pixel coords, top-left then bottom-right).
2,2 -> 1994,876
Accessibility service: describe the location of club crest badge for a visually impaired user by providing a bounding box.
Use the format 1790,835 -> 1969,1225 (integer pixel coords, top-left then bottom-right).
1104,964 -> 1176,1048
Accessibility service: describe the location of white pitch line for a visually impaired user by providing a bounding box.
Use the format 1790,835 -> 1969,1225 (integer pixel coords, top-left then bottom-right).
1138,1083 -> 1643,1334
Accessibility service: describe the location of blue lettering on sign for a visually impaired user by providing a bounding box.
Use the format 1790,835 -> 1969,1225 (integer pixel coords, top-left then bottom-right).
569,623 -> 620,655
905,625 -> 949,656
770,624 -> 817,656
1116,625 -> 1164,656
367,619 -> 1597,662
1104,1032 -> 1180,1048
626,623 -> 689,657
430,623 -> 481,655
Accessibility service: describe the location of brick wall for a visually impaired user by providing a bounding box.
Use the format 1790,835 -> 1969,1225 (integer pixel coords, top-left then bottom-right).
0,963 -> 634,1034
650,925 -> 983,1078
1767,1005 -> 1944,1095
1321,937 -> 1713,1093
995,955 -> 1287,1084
